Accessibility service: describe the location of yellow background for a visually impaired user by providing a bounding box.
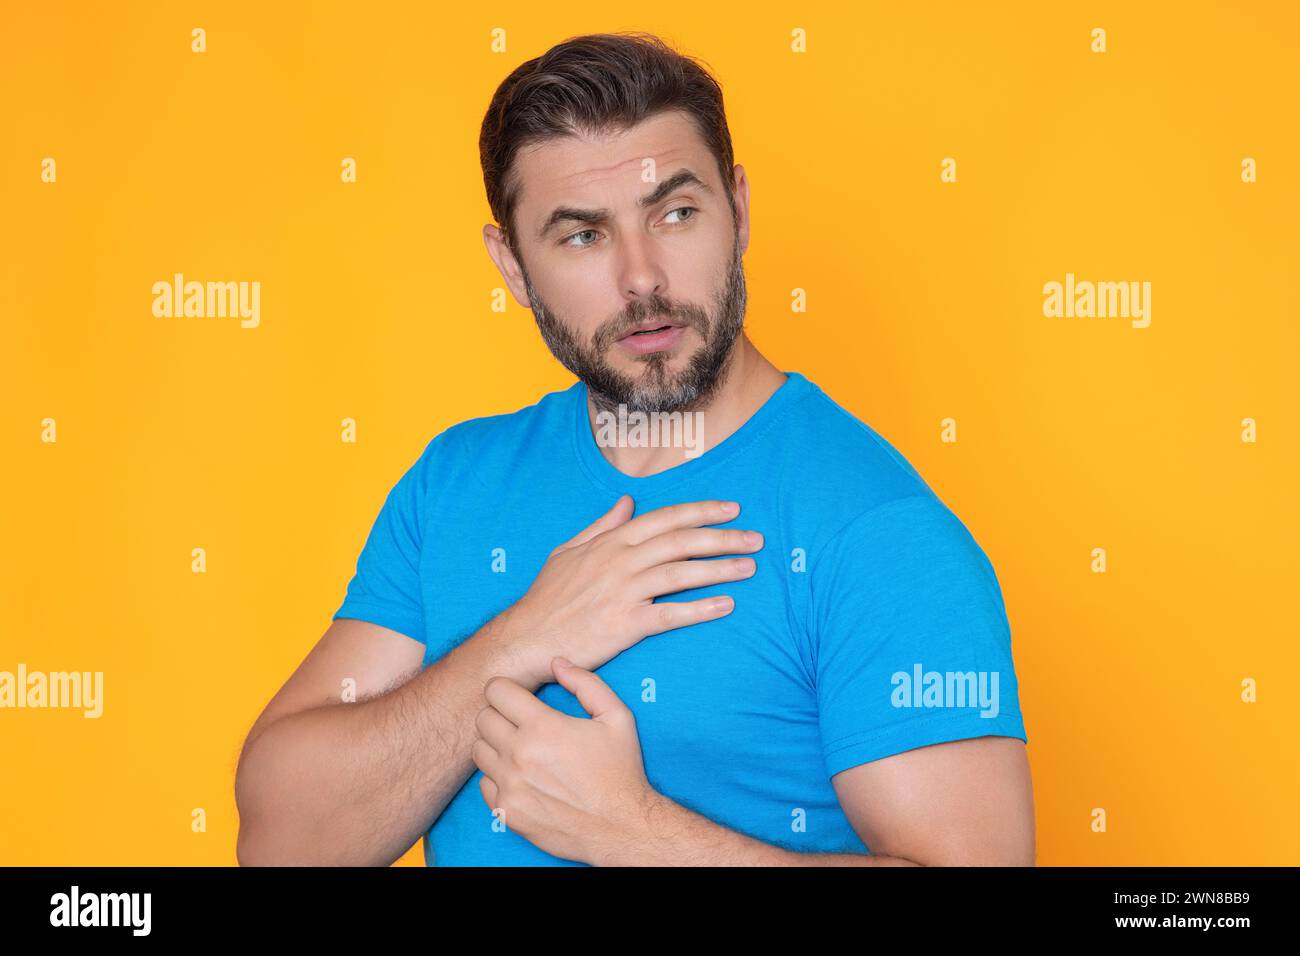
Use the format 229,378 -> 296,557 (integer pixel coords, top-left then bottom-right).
2,1 -> 1296,865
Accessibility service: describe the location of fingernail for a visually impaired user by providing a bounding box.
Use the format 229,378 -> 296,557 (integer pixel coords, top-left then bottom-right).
712,596 -> 734,612
720,501 -> 740,516
744,531 -> 762,546
555,657 -> 572,669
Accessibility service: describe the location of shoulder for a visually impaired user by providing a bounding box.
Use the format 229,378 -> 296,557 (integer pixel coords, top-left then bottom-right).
774,373 -> 955,543
813,493 -> 998,590
409,379 -> 582,486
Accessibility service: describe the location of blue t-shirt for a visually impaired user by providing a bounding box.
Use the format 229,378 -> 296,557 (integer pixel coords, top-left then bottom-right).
334,371 -> 1028,866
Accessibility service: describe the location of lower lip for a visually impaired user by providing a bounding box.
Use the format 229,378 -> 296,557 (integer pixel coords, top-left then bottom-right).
617,325 -> 686,355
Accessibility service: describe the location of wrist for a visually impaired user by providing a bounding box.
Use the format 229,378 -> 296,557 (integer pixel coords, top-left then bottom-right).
476,602 -> 550,691
591,783 -> 667,867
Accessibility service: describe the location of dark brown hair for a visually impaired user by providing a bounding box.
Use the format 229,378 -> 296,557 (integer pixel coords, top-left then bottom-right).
479,32 -> 737,258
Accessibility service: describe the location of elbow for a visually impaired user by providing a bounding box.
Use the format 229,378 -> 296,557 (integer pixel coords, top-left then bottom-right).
235,823 -> 265,867
233,790 -> 264,867
233,735 -> 277,866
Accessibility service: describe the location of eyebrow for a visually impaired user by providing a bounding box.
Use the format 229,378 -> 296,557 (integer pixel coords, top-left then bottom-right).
535,168 -> 713,241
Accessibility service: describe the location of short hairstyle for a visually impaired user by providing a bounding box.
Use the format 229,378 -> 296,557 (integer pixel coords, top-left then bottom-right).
479,31 -> 737,258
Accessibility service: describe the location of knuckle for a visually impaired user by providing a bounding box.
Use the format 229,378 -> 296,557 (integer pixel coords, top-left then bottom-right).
493,787 -> 515,816
667,528 -> 692,552
514,739 -> 547,770
601,542 -> 629,571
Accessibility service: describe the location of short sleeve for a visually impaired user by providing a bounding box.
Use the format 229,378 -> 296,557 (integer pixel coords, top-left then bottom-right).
333,440 -> 436,644
809,493 -> 1028,779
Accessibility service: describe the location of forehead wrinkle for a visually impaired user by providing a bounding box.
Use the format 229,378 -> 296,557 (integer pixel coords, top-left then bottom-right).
551,143 -> 690,193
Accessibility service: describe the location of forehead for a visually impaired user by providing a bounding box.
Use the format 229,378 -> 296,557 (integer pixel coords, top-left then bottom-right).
512,109 -> 716,218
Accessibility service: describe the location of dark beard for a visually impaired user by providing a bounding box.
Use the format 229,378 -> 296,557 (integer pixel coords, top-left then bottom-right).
521,232 -> 747,415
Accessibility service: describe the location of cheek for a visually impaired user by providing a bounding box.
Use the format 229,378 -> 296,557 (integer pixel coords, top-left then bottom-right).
663,243 -> 727,298
536,263 -> 615,331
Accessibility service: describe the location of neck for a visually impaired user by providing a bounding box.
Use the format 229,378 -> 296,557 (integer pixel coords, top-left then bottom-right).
584,333 -> 787,478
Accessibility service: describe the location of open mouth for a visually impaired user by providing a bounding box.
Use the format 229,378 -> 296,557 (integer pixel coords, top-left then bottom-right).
615,322 -> 687,355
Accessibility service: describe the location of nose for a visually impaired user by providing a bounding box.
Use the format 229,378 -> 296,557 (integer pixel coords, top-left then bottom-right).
617,230 -> 668,304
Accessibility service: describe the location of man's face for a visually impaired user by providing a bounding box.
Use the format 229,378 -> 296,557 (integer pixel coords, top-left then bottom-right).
503,109 -> 748,414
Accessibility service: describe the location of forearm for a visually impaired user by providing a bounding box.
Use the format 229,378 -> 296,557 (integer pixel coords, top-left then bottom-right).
594,791 -> 921,867
235,611 -> 535,866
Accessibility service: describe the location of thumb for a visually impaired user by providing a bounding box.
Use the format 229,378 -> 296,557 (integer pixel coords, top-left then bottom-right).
551,658 -> 626,721
555,494 -> 634,553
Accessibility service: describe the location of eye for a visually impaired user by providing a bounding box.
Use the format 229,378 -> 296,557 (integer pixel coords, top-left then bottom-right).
559,207 -> 698,250
561,228 -> 600,249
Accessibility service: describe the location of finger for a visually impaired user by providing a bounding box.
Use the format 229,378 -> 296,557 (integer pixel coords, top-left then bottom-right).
551,658 -> 627,722
479,771 -> 499,810
483,674 -> 560,727
633,555 -> 757,598
472,737 -> 503,781
631,595 -> 736,637
618,500 -> 740,547
554,494 -> 634,553
629,526 -> 764,571
474,704 -> 519,752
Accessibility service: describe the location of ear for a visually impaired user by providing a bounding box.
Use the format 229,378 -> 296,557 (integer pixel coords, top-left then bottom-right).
730,163 -> 751,257
482,223 -> 532,309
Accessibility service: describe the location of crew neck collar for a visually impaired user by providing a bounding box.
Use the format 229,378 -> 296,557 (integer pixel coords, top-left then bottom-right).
570,371 -> 813,496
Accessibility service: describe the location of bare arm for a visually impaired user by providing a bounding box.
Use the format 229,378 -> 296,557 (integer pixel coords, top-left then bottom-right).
827,735 -> 1035,865
594,736 -> 1035,866
592,790 -> 921,866
234,612 -> 535,867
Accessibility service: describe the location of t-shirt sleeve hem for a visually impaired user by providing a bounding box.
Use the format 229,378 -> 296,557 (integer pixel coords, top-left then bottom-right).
823,709 -> 1028,779
333,601 -> 425,645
